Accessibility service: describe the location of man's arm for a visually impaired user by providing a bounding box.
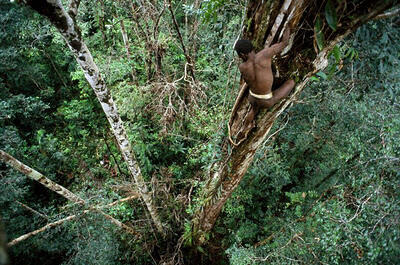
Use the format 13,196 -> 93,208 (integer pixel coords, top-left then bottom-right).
260,28 -> 290,57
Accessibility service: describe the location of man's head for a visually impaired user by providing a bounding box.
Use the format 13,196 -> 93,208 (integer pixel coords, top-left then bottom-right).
234,39 -> 254,60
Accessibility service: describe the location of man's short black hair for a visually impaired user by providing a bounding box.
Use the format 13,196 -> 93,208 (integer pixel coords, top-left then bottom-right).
234,39 -> 254,54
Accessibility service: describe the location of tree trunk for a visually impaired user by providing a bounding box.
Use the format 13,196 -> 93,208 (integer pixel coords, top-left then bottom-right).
167,0 -> 196,82
192,0 -> 397,245
20,0 -> 164,234
120,19 -> 131,58
119,19 -> 137,83
98,0 -> 107,45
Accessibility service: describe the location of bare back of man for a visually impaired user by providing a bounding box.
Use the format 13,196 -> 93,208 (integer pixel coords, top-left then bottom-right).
235,29 -> 295,130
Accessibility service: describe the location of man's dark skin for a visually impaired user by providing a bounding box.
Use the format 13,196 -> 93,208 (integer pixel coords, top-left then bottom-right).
235,29 -> 295,129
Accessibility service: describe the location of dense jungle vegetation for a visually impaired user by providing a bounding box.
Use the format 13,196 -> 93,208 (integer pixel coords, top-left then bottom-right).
0,0 -> 399,264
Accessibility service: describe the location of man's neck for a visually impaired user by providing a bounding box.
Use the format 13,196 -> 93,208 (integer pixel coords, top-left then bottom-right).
247,52 -> 256,61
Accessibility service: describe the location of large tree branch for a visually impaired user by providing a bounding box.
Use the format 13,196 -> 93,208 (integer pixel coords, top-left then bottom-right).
0,150 -> 84,204
19,0 -> 164,234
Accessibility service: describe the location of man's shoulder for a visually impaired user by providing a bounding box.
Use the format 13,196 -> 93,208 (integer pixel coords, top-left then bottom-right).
239,61 -> 251,71
255,48 -> 272,59
238,63 -> 245,72
254,50 -> 272,66
254,53 -> 270,66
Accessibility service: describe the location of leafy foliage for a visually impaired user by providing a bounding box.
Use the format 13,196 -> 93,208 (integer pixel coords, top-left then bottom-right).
225,19 -> 400,264
0,0 -> 399,264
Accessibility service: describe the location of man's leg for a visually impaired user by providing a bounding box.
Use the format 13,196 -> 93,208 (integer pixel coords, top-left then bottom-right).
271,79 -> 295,104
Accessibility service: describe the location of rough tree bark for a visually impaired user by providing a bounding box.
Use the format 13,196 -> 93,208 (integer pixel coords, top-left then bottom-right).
192,0 -> 397,245
19,0 -> 164,234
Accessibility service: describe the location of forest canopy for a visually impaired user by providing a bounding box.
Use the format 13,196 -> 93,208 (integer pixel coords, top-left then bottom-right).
0,0 -> 399,264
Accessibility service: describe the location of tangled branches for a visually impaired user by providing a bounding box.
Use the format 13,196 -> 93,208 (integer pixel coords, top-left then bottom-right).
145,66 -> 207,135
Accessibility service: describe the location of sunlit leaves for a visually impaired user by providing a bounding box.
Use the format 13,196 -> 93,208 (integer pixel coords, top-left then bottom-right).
200,0 -> 227,22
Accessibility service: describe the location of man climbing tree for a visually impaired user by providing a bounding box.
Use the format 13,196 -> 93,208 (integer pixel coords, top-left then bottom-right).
192,0 -> 398,246
234,28 -> 295,131
2,0 -> 398,263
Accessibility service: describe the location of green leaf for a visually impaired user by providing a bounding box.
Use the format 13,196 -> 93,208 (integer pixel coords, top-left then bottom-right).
332,45 -> 341,63
310,76 -> 320,82
388,87 -> 394,100
325,0 -> 338,31
350,49 -> 357,60
316,71 -> 328,80
314,16 -> 325,51
197,246 -> 206,254
37,129 -> 45,144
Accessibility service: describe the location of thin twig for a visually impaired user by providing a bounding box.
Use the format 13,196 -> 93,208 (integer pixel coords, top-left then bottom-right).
15,201 -> 48,220
103,133 -> 124,177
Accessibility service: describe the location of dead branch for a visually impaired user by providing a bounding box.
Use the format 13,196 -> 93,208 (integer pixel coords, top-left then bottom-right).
153,2 -> 166,41
374,8 -> 400,20
101,194 -> 140,208
7,194 -> 141,247
144,73 -> 206,133
7,214 -> 77,247
0,150 -> 84,204
15,201 -> 48,220
0,150 -> 140,240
